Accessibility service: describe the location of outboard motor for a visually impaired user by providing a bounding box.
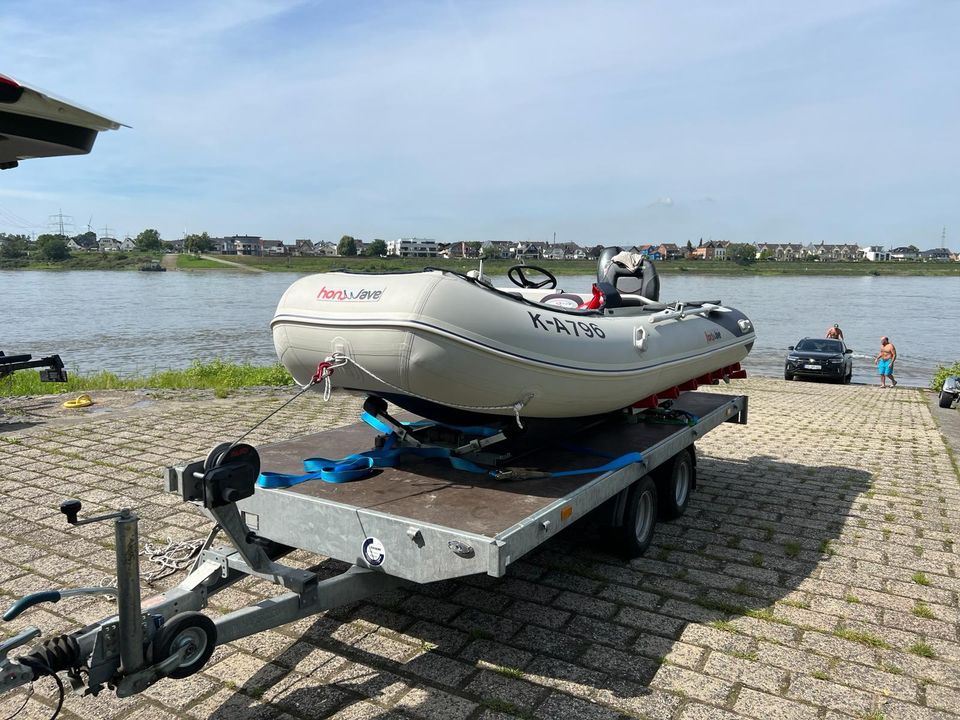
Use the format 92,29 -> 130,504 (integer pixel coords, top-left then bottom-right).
597,246 -> 660,301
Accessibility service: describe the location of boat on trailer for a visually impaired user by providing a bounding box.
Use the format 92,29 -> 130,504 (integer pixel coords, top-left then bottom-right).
272,247 -> 755,422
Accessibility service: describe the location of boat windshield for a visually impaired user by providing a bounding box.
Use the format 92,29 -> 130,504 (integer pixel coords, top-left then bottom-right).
795,339 -> 843,353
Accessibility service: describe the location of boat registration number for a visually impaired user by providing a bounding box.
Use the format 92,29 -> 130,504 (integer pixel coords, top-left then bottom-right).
804,364 -> 822,370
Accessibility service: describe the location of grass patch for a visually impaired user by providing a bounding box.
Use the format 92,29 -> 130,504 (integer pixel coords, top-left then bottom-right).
912,572 -> 930,586
730,650 -> 758,661
783,542 -> 801,558
833,628 -> 890,649
844,594 -> 860,604
493,665 -> 525,679
811,670 -> 831,680
707,620 -> 738,633
912,602 -> 936,620
908,641 -> 936,658
480,698 -> 532,718
0,358 -> 294,397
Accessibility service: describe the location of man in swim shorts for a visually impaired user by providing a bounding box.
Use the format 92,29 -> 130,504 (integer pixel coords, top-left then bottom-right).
875,336 -> 897,388
825,324 -> 843,340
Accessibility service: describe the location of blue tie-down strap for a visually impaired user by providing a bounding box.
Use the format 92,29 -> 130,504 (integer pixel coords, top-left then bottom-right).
256,413 -> 645,488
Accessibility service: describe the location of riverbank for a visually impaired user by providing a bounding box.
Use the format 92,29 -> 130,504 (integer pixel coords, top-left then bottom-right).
3,252 -> 959,276
1,378 -> 958,719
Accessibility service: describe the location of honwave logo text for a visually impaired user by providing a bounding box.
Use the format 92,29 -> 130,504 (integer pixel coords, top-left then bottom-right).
316,286 -> 385,302
704,330 -> 722,342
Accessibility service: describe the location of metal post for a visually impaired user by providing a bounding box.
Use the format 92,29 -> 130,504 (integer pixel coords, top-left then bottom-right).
115,509 -> 144,674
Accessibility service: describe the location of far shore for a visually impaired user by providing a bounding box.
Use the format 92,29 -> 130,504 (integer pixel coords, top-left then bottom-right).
2,252 -> 959,277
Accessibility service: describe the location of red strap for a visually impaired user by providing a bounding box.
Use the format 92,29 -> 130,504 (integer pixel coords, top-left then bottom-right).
578,283 -> 605,310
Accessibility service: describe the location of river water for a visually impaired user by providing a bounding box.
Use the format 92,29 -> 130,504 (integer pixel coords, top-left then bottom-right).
2,270 -> 957,387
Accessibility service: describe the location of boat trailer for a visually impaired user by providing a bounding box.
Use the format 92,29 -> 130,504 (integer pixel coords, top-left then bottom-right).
0,390 -> 747,707
0,352 -> 67,383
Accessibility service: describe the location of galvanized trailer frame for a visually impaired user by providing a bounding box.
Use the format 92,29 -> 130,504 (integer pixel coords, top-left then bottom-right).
0,390 -> 746,701
233,391 -> 747,584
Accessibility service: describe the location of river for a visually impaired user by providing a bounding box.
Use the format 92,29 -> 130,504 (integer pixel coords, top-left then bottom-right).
2,270 -> 957,387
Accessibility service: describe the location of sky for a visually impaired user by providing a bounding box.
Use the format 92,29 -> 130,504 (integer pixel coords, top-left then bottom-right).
1,0 -> 958,248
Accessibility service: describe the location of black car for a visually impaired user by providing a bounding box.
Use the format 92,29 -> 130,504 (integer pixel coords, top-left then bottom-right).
785,338 -> 853,383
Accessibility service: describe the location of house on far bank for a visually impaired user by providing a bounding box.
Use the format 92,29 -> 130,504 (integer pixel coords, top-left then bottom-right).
98,236 -> 120,252
636,244 -> 662,261
919,247 -> 954,262
119,237 -> 137,252
387,238 -> 438,257
481,241 -> 514,259
859,245 -> 889,262
888,246 -> 919,261
293,239 -> 316,256
656,243 -> 683,260
756,242 -> 803,261
67,236 -> 98,252
805,242 -> 860,261
690,240 -> 729,260
263,239 -> 286,255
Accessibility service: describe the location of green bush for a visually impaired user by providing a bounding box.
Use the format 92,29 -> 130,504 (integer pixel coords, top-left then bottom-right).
931,361 -> 960,391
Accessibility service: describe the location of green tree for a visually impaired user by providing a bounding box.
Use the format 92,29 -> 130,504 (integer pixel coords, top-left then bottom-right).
726,243 -> 757,265
365,239 -> 387,257
135,228 -> 163,252
588,245 -> 604,259
184,232 -> 214,254
35,233 -> 70,261
0,233 -> 29,258
465,241 -> 482,258
338,235 -> 358,256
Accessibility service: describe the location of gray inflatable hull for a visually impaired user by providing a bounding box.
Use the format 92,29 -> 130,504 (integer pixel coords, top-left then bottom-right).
272,270 -> 755,419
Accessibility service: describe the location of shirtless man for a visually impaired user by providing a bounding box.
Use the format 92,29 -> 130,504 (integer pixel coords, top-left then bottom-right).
875,336 -> 897,388
826,324 -> 844,340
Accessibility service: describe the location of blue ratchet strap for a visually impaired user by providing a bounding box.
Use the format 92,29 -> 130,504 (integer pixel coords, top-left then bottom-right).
256,412 -> 645,487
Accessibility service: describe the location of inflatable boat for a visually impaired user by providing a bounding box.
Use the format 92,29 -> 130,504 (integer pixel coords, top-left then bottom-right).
272,248 -> 755,421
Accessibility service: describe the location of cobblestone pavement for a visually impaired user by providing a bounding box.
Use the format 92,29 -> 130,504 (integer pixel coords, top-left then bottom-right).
1,378 -> 958,720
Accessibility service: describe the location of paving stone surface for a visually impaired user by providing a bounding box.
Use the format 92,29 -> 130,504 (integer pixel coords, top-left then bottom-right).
1,378 -> 959,719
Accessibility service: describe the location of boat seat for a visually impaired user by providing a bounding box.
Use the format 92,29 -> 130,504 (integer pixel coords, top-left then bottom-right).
597,246 -> 660,302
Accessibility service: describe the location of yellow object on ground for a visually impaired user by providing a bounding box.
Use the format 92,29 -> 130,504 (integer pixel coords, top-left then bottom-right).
63,394 -> 93,409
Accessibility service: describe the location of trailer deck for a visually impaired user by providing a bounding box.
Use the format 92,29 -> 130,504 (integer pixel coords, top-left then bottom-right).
238,391 -> 747,582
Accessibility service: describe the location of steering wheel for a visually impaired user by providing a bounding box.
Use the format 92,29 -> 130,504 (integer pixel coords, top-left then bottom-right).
507,265 -> 558,290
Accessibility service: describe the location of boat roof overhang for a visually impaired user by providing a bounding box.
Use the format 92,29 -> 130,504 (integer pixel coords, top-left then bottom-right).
0,73 -> 124,170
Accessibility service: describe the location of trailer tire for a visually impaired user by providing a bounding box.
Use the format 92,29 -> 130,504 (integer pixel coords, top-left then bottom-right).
940,391 -> 954,409
150,612 -> 217,680
618,476 -> 658,558
654,448 -> 694,520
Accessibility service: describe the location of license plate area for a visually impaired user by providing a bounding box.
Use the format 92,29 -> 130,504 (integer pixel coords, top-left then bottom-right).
804,364 -> 822,370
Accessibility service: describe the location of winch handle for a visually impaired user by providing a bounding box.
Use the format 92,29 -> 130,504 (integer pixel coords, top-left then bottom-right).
3,587 -> 121,621
3,591 -> 63,621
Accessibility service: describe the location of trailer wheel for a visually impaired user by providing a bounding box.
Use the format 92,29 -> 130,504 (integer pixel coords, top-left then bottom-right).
654,448 -> 694,520
150,612 -> 217,680
940,391 -> 954,409
618,476 -> 658,558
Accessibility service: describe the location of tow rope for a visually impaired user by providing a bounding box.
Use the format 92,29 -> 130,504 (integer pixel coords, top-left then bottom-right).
256,412 -> 645,487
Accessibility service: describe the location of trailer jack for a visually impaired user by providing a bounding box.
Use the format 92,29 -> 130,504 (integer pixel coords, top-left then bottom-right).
0,442 -> 404,706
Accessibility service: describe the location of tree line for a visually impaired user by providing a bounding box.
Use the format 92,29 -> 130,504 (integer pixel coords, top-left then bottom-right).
0,228 -> 166,261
